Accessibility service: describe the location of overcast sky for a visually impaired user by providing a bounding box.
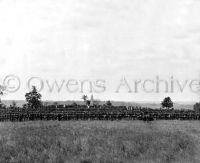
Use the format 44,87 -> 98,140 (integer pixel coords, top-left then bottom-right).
0,0 -> 200,102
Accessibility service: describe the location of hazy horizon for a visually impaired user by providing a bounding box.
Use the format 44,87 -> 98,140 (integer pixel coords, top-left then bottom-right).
1,99 -> 197,104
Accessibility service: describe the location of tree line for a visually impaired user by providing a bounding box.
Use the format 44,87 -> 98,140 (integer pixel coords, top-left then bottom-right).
1,85 -> 200,111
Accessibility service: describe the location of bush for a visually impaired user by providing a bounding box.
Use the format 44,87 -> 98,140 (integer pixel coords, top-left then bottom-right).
194,102 -> 200,112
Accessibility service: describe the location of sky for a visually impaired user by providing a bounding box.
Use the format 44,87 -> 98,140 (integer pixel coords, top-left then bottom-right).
0,0 -> 200,102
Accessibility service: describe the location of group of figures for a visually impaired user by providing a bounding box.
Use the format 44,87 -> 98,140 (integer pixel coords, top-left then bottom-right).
0,105 -> 199,122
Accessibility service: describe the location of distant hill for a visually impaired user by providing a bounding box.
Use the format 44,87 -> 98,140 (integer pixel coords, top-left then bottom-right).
1,100 -> 195,110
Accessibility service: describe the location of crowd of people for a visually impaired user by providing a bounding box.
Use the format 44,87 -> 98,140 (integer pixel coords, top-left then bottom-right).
0,104 -> 199,122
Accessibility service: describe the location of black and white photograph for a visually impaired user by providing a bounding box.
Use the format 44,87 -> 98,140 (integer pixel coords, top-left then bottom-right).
0,0 -> 200,162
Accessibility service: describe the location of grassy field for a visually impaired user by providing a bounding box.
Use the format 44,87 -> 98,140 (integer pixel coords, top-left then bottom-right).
0,121 -> 200,163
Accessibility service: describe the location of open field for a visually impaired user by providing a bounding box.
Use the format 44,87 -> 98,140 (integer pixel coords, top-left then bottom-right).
0,121 -> 200,163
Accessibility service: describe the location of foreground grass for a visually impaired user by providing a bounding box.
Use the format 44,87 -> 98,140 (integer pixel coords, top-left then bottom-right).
0,121 -> 200,163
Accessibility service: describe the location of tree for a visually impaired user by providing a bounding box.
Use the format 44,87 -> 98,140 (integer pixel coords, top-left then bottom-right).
25,86 -> 42,109
81,95 -> 90,108
161,97 -> 173,109
106,100 -> 112,107
86,100 -> 90,106
194,102 -> 200,112
0,85 -> 6,107
81,95 -> 88,102
11,101 -> 17,108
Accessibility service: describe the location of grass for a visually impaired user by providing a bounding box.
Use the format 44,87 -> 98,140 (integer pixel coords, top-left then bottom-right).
0,120 -> 200,163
